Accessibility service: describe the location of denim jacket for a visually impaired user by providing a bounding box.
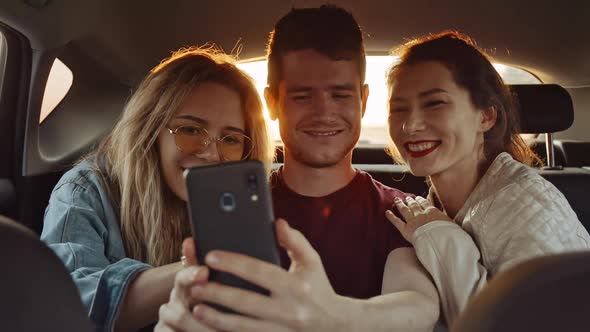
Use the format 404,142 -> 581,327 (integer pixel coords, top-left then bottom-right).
41,160 -> 152,332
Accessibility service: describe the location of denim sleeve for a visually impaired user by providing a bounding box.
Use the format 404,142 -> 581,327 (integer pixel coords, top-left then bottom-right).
41,178 -> 152,332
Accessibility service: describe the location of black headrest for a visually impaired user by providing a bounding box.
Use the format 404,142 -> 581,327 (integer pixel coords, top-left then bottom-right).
510,84 -> 574,134
0,215 -> 93,331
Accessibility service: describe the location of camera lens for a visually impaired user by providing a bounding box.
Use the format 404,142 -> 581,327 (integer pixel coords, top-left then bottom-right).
247,172 -> 257,193
219,192 -> 236,212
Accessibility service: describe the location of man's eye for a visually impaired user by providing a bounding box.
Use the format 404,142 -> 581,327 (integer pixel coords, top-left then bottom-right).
292,95 -> 310,102
333,94 -> 352,99
424,100 -> 445,108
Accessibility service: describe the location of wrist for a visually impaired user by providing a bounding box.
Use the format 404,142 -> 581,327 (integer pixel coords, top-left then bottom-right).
332,295 -> 361,332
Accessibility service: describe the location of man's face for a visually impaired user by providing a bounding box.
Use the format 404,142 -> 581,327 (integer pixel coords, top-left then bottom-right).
268,49 -> 368,168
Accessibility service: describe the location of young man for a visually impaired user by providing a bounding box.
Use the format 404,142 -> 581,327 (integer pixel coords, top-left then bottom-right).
266,5 -> 407,300
157,5 -> 439,332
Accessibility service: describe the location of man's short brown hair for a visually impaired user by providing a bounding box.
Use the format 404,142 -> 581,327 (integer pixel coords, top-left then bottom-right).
266,5 -> 366,94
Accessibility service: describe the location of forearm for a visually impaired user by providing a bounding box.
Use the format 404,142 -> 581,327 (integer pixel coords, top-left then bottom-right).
338,291 -> 439,332
334,247 -> 442,332
115,262 -> 183,332
413,221 -> 487,326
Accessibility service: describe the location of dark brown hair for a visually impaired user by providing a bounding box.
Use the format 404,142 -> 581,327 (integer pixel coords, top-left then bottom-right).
266,5 -> 366,94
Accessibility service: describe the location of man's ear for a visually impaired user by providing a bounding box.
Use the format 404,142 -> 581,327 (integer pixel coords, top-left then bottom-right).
264,87 -> 278,121
480,106 -> 498,133
361,84 -> 369,118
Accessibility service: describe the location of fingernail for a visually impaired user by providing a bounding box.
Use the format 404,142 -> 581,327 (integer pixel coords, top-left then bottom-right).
406,196 -> 413,201
394,197 -> 402,203
190,267 -> 200,280
191,285 -> 204,297
193,305 -> 205,320
206,252 -> 219,264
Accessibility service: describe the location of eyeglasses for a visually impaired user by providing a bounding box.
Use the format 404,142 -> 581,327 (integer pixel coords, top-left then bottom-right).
167,125 -> 252,161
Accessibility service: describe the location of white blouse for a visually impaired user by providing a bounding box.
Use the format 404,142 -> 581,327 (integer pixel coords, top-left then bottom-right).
413,152 -> 590,327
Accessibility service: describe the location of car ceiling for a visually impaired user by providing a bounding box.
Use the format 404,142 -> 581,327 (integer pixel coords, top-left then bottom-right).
1,0 -> 589,87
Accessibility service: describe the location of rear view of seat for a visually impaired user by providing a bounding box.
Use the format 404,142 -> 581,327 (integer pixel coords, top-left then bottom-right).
452,251 -> 590,332
538,168 -> 590,229
512,84 -> 590,231
556,140 -> 590,167
528,138 -> 567,167
528,139 -> 590,168
0,215 -> 93,332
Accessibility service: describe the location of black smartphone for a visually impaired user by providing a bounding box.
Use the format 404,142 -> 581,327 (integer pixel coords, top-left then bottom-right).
184,160 -> 281,312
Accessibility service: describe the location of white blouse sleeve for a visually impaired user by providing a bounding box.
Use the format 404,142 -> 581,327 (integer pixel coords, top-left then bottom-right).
412,220 -> 488,327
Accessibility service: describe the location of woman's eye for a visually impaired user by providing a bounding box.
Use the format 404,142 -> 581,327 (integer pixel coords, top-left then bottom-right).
424,100 -> 445,108
389,106 -> 409,113
222,135 -> 242,145
178,126 -> 205,136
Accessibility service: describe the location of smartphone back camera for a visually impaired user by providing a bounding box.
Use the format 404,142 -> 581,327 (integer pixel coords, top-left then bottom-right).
219,192 -> 236,212
247,172 -> 257,193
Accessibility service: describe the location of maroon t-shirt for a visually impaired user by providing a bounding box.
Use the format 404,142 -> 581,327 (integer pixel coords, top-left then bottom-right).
271,168 -> 412,299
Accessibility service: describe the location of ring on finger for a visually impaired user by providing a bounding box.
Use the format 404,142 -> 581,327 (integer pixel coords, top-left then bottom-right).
415,196 -> 432,208
406,197 -> 423,211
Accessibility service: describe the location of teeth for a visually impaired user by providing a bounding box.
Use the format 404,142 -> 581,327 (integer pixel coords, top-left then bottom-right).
408,142 -> 438,152
307,131 -> 338,136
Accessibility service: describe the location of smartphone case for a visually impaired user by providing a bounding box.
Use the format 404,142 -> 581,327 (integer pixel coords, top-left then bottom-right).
184,160 -> 280,305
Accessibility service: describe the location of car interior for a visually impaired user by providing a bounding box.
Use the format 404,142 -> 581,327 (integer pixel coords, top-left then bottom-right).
452,251 -> 590,332
0,0 -> 589,330
0,214 -> 93,331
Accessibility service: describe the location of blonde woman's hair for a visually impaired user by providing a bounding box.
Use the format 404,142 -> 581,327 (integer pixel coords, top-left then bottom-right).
91,46 -> 273,266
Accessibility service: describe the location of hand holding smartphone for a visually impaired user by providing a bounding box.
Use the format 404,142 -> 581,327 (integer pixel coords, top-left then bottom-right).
184,160 -> 281,312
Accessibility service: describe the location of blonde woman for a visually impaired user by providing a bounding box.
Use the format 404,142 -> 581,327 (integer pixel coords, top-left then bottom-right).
41,47 -> 273,332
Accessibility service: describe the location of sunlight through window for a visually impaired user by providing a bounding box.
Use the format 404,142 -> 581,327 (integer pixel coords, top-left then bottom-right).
39,58 -> 73,123
238,56 -> 541,145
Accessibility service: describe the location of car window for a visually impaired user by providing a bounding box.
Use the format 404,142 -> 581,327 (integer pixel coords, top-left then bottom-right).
238,56 -> 542,146
39,58 -> 73,123
0,31 -> 6,95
